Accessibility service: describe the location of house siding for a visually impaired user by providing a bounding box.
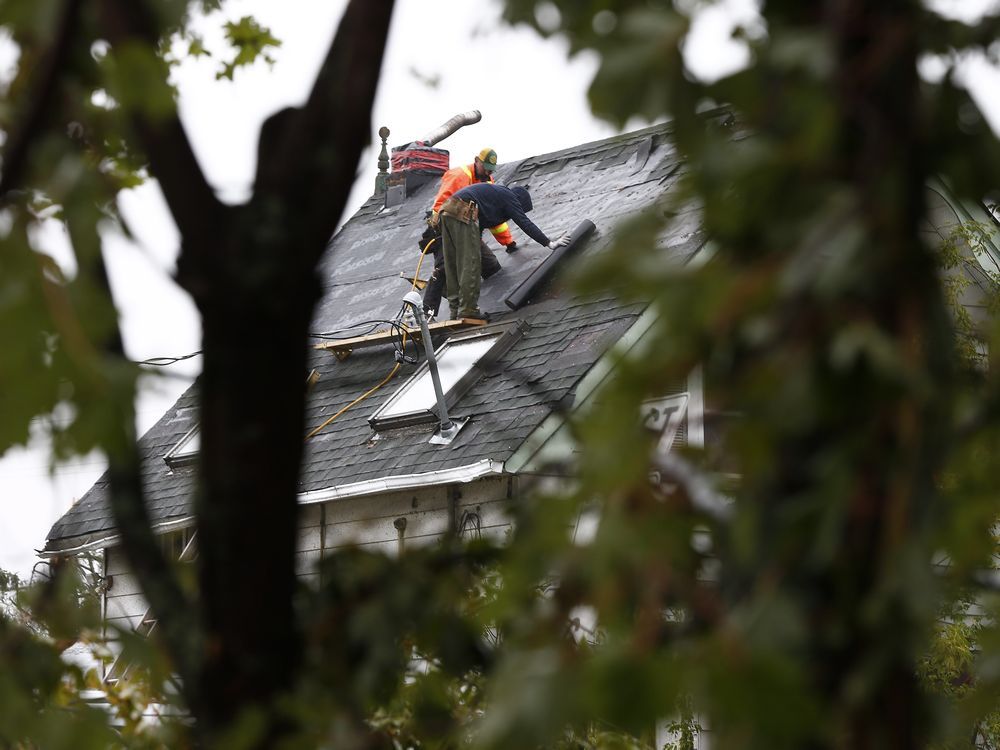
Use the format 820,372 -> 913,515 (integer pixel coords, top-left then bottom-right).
101,475 -> 514,639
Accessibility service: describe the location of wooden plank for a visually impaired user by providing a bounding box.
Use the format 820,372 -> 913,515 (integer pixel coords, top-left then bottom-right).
314,318 -> 487,360
399,272 -> 429,290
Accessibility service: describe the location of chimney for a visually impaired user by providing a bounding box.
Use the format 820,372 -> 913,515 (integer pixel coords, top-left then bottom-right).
382,110 -> 482,207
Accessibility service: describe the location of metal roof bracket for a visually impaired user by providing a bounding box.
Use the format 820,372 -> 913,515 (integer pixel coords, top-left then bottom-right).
429,416 -> 469,446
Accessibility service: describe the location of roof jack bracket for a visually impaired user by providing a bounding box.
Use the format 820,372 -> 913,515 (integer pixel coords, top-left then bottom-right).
401,291 -> 467,445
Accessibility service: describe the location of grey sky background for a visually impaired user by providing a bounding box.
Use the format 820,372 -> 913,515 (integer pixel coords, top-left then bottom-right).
1,0 -> 998,578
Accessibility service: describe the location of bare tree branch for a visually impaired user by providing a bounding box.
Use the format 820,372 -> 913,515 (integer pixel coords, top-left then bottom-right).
252,0 -> 396,255
98,0 -> 225,245
82,236 -> 203,710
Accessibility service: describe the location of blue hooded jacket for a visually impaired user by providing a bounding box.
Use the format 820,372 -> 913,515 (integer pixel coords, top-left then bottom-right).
451,183 -> 551,247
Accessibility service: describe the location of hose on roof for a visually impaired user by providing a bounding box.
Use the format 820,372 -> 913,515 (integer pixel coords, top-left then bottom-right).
305,237 -> 437,440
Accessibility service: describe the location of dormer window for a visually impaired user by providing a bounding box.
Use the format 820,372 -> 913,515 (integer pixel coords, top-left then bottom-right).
369,322 -> 527,431
164,425 -> 200,467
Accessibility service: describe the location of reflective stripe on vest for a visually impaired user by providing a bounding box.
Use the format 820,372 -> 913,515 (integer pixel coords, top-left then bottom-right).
462,164 -> 494,183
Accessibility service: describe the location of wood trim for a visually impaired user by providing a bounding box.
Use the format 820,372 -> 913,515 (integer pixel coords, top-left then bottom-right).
314,318 -> 488,360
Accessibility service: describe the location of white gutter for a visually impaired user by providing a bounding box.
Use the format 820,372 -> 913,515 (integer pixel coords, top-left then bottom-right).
42,459 -> 506,556
298,458 -> 505,505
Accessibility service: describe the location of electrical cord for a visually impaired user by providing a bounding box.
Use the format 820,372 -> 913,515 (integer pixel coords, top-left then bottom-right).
304,363 -> 402,440
309,318 -> 400,340
306,235 -> 437,439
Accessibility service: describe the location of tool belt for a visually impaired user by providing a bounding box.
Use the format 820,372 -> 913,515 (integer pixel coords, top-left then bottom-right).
439,197 -> 479,225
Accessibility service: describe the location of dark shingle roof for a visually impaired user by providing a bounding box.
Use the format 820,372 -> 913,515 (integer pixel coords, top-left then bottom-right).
44,120 -> 706,552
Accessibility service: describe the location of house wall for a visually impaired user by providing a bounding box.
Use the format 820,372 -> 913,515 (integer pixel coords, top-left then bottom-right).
103,474 -> 514,635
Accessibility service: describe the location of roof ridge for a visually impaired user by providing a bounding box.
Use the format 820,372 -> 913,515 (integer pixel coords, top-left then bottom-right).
512,121 -> 672,170
509,106 -> 735,171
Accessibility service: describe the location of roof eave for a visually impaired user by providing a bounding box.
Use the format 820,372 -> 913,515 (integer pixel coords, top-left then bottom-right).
42,459 -> 508,556
297,458 -> 506,506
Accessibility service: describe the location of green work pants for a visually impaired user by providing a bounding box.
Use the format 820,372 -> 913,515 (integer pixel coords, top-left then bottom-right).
441,212 -> 483,318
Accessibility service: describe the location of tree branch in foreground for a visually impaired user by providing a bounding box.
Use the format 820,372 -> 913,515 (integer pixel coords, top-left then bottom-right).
0,0 -> 83,202
252,0 -> 396,256
98,0 -> 225,243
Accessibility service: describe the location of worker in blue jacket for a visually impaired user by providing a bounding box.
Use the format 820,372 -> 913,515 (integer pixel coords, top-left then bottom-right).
438,183 -> 568,321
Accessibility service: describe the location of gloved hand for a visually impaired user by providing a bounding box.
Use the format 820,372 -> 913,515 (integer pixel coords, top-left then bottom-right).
504,241 -> 519,254
428,211 -> 440,229
418,222 -> 440,252
547,233 -> 570,250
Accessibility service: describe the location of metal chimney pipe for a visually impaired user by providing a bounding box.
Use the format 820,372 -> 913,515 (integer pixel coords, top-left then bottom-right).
419,110 -> 482,147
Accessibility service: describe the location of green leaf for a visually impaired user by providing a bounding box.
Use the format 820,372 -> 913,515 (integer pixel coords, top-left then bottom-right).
216,16 -> 281,81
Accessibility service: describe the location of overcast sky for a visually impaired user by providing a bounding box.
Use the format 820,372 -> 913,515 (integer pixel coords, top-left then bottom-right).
2,0 -> 999,578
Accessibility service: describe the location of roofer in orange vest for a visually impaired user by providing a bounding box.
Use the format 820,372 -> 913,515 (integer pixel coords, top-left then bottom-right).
420,148 -> 517,317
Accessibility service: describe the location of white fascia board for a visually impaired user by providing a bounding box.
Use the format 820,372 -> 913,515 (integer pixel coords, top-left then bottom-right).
42,460 -> 506,557
298,459 -> 505,505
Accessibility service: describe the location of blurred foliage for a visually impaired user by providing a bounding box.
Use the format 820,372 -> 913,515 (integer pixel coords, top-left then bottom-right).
0,0 -> 280,463
0,561 -> 117,749
0,557 -> 197,748
486,0 -> 1000,749
5,0 -> 1000,748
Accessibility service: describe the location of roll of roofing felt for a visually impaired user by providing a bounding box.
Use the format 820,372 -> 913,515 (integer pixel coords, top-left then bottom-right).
504,219 -> 596,310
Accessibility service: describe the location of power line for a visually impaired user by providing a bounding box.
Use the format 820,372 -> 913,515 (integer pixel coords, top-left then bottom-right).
136,351 -> 202,367
126,319 -> 408,368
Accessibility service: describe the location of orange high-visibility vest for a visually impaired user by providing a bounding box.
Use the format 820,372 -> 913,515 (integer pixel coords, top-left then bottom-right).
431,164 -> 514,246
